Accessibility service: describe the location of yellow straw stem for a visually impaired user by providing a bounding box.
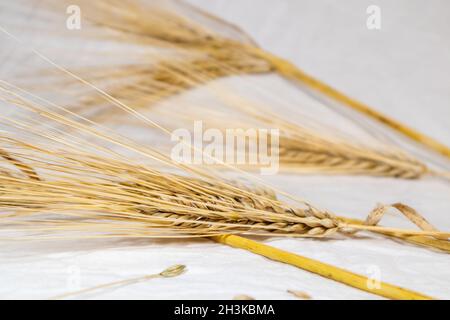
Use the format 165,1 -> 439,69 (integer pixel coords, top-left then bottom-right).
254,48 -> 450,160
213,234 -> 434,300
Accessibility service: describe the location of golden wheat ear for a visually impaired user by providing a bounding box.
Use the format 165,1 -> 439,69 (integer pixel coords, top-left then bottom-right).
9,0 -> 448,164
141,98 -> 430,179
5,0 -> 447,181
0,81 -> 446,242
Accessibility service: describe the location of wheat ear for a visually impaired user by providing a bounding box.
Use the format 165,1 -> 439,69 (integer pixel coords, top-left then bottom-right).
31,0 -> 450,160
17,0 -> 443,180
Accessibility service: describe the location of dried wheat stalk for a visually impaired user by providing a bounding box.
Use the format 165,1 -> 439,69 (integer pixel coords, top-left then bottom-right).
0,143 -> 340,239
0,82 -> 334,239
7,0 -> 444,180
0,81 -> 446,241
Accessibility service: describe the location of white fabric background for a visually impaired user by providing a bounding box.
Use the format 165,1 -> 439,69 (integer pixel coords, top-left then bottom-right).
0,0 -> 449,300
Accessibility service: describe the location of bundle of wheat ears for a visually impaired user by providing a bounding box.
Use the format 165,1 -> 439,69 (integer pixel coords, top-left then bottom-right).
0,0 -> 449,299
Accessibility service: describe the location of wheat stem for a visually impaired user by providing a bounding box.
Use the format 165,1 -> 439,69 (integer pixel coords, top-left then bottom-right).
213,235 -> 434,300
252,47 -> 450,160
